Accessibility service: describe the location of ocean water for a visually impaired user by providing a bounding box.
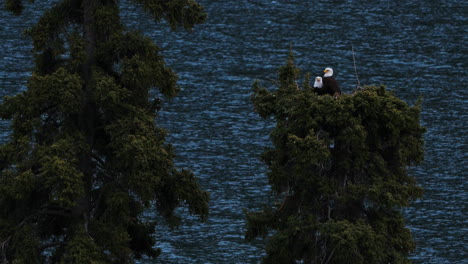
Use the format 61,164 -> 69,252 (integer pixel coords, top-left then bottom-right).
0,1 -> 466,263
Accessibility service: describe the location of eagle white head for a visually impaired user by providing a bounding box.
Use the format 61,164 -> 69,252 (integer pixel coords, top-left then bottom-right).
323,67 -> 334,77
314,77 -> 323,88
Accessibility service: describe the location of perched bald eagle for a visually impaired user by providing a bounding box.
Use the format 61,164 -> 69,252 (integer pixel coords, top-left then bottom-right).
322,67 -> 341,97
314,77 -> 323,88
313,76 -> 326,95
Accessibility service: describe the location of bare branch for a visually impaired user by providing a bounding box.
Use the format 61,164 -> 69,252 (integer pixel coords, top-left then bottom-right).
324,245 -> 337,264
1,235 -> 11,264
351,45 -> 362,90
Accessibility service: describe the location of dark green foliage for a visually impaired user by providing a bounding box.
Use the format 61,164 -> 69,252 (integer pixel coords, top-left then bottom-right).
1,0 -> 208,263
131,0 -> 207,30
246,53 -> 425,263
4,0 -> 24,16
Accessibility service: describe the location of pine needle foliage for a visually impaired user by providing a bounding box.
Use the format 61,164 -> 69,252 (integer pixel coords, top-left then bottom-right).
246,52 -> 425,264
1,0 -> 208,263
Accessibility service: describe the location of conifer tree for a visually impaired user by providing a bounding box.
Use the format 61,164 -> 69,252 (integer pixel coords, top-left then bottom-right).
1,0 -> 208,263
246,52 -> 425,264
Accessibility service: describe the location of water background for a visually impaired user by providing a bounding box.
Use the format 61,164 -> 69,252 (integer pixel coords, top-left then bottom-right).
0,1 -> 466,263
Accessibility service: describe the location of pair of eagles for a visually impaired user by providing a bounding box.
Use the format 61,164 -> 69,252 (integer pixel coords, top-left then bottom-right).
313,67 -> 340,97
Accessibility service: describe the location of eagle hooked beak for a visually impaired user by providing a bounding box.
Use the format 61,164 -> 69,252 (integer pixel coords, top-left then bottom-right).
323,69 -> 328,73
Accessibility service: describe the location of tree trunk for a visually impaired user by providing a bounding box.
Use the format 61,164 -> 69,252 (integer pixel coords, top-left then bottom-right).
82,0 -> 96,82
73,0 -> 98,229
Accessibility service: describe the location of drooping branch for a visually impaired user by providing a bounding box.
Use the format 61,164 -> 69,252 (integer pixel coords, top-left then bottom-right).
130,0 -> 207,30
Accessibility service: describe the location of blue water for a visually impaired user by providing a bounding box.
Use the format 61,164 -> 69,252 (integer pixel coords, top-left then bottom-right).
0,1 -> 467,263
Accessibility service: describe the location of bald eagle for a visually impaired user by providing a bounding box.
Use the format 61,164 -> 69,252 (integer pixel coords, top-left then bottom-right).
323,67 -> 341,97
313,76 -> 326,95
314,76 -> 323,88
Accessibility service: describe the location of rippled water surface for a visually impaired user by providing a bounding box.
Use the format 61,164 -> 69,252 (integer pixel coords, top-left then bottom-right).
0,1 -> 466,263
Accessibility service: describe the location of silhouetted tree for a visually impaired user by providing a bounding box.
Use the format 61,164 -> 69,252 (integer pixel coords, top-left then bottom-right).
1,0 -> 208,263
246,52 -> 425,264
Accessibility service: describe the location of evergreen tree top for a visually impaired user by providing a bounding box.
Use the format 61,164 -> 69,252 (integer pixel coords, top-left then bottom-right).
1,0 -> 209,263
247,53 -> 425,264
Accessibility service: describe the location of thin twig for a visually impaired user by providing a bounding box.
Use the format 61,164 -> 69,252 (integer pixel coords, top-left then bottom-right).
1,236 -> 11,264
267,78 -> 280,87
351,45 -> 361,89
324,246 -> 337,264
